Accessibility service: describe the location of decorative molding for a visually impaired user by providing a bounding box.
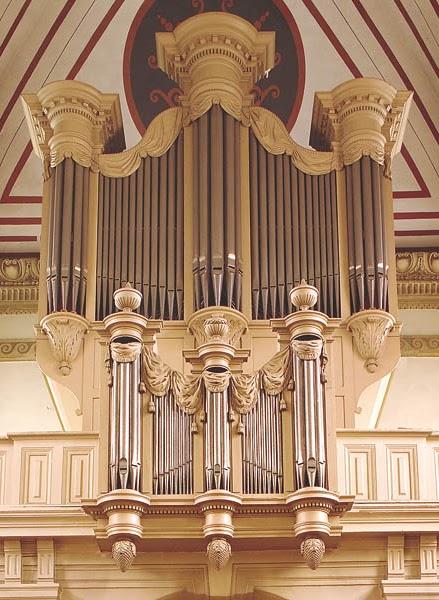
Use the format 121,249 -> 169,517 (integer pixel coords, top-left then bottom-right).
0,257 -> 39,314
387,446 -> 418,501
310,78 -> 412,172
401,336 -> 439,357
62,447 -> 95,504
346,309 -> 396,372
344,445 -> 377,500
0,340 -> 36,361
188,307 -> 248,352
40,312 -> 88,376
396,251 -> 439,308
300,537 -> 325,570
155,12 -> 274,126
22,80 -> 125,176
206,537 -> 231,571
112,539 -> 136,572
249,107 -> 339,174
98,107 -> 183,177
20,448 -> 52,505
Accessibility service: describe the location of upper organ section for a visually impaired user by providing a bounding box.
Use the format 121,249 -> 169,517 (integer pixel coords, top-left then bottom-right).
21,12 -> 412,324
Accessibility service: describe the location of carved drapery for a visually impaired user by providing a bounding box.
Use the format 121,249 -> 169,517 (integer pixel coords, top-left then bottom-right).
142,345 -> 292,416
249,131 -> 340,319
96,132 -> 184,320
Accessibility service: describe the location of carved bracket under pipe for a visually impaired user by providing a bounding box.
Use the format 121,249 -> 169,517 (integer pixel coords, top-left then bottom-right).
346,309 -> 396,372
40,312 -> 88,376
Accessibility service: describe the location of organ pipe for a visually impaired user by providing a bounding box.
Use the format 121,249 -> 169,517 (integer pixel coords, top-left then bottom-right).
345,156 -> 388,311
47,158 -> 89,314
96,133 -> 184,321
109,341 -> 142,491
152,393 -> 193,495
242,391 -> 283,494
192,106 -> 243,311
204,386 -> 231,491
291,336 -> 327,489
249,132 -> 340,319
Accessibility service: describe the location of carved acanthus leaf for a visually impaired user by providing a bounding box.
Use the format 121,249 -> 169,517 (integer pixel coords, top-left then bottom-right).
347,309 -> 396,373
41,312 -> 88,376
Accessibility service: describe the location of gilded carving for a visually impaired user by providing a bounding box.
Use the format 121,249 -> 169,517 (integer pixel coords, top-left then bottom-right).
249,107 -> 338,175
310,78 -> 412,171
22,80 -> 124,174
40,312 -> 88,376
346,309 -> 396,372
98,107 -> 183,177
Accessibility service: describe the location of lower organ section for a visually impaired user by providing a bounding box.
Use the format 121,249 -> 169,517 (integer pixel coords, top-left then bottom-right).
241,390 -> 284,494
152,393 -> 193,495
96,134 -> 184,320
249,132 -> 340,319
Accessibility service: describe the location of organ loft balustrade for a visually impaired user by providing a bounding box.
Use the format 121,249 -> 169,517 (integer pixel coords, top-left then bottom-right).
14,9 -> 416,585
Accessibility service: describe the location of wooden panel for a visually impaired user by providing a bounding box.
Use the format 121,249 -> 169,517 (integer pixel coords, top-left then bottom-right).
387,446 -> 418,501
62,447 -> 95,503
20,448 -> 52,504
344,445 -> 376,500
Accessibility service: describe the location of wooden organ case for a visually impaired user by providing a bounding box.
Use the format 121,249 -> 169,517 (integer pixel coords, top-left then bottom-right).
22,11 -> 411,575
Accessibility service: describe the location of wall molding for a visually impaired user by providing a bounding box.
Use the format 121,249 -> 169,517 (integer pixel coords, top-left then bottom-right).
396,251 -> 439,309
0,339 -> 36,361
401,336 -> 439,357
0,256 -> 39,314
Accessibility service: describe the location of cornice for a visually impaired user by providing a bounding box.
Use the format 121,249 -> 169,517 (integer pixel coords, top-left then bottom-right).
396,251 -> 439,308
0,256 -> 39,314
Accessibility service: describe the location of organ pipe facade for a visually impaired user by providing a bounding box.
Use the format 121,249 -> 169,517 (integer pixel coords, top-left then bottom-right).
21,10 -> 412,588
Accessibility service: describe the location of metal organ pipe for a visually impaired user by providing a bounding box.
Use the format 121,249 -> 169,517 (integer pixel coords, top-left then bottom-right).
292,336 -> 327,489
109,341 -> 142,491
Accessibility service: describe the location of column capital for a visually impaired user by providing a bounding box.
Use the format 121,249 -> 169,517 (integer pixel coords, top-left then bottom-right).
156,12 -> 275,124
22,80 -> 125,175
310,78 -> 412,173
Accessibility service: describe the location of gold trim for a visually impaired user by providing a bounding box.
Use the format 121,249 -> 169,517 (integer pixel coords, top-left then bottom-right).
249,106 -> 338,174
98,107 -> 183,177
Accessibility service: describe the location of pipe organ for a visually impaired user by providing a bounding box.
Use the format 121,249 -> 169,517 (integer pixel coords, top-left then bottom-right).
22,11 -> 411,578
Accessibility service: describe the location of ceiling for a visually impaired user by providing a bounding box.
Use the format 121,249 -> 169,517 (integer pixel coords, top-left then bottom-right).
0,0 -> 438,254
